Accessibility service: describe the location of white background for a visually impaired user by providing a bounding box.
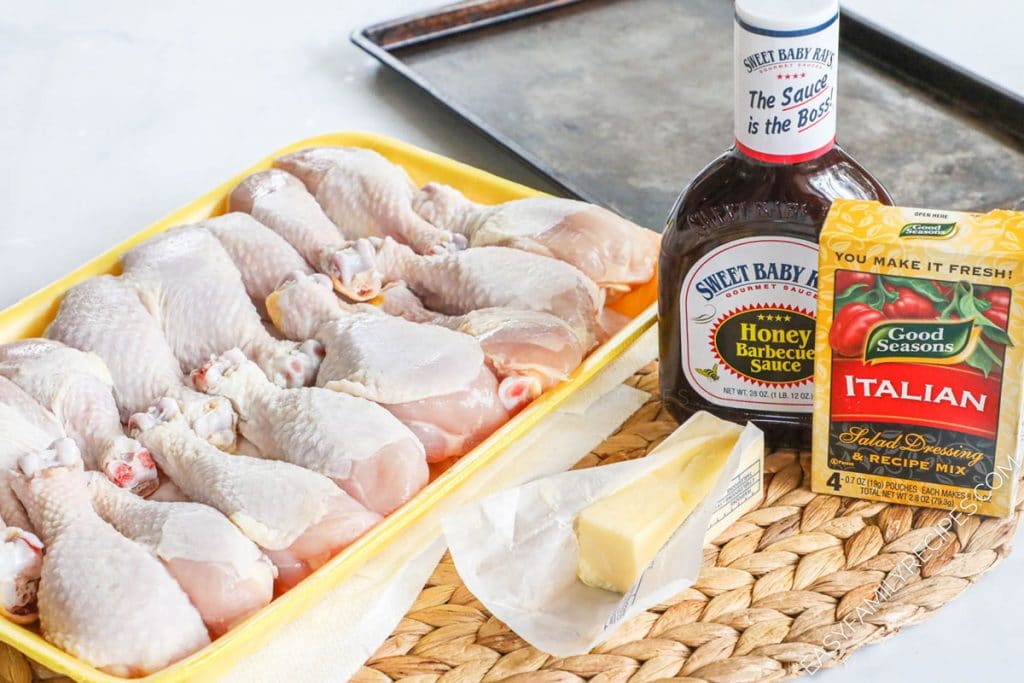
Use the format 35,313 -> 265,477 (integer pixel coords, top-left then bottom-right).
2,2 -> 1021,681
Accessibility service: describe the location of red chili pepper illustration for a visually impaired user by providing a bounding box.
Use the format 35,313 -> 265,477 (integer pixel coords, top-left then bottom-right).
830,303 -> 886,357
882,287 -> 935,319
835,271 -> 876,295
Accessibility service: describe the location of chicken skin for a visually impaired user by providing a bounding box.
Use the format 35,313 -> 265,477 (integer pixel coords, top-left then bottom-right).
193,349 -> 428,515
12,440 -> 209,676
87,473 -> 274,636
275,147 -> 464,255
121,226 -> 322,388
198,212 -> 314,319
328,237 -> 605,348
379,282 -> 586,394
412,182 -> 659,297
266,273 -> 512,461
46,275 -> 238,450
129,398 -> 381,589
0,339 -> 158,495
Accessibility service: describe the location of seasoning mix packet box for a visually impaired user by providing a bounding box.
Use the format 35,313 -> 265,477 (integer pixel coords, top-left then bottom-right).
812,200 -> 1024,517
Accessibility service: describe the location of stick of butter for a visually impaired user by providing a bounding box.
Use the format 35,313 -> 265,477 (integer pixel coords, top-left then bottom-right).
575,412 -> 761,593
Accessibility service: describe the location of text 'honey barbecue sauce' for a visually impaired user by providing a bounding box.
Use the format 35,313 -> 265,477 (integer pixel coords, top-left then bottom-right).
659,0 -> 892,447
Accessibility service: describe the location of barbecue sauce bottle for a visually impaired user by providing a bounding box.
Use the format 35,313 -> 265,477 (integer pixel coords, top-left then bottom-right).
659,0 -> 892,447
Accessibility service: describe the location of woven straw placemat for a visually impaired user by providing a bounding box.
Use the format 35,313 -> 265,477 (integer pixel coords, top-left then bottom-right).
6,363 -> 1019,683
352,362 -> 1023,683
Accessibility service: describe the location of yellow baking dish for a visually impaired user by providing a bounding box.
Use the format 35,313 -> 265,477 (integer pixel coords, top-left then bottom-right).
0,132 -> 657,682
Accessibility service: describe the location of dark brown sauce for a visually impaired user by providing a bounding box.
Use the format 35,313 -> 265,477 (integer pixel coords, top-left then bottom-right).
659,145 -> 892,447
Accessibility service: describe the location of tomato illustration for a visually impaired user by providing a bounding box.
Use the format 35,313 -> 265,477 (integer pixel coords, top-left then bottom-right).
981,288 -> 1010,309
835,271 -> 876,295
830,303 -> 887,357
983,306 -> 1009,329
980,288 -> 1010,328
932,280 -> 953,298
882,287 -> 935,319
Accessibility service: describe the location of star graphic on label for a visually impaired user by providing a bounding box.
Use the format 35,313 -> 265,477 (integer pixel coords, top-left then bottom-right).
784,315 -> 792,322
757,314 -> 765,320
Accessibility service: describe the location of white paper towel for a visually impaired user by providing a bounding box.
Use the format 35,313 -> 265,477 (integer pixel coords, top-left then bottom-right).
221,327 -> 659,682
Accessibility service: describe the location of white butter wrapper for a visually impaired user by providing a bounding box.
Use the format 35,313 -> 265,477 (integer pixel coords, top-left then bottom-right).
443,414 -> 764,656
707,430 -> 764,542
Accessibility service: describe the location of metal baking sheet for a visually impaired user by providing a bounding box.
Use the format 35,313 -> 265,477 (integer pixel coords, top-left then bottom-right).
354,0 -> 1024,230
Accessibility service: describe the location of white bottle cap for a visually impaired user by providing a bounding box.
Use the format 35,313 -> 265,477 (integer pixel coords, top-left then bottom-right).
735,0 -> 839,33
733,0 -> 840,163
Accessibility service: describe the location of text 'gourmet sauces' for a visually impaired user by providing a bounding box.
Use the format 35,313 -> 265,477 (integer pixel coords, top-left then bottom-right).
658,0 -> 891,447
812,200 -> 1024,517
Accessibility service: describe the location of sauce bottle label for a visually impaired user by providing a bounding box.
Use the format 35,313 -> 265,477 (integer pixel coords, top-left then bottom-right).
679,235 -> 818,412
734,11 -> 839,163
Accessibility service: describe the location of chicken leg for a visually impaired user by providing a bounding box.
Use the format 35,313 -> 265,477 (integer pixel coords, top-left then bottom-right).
0,376 -> 66,531
87,473 -> 274,636
0,514 -> 43,625
192,349 -> 427,515
413,182 -> 660,296
129,398 -> 381,589
198,212 -> 313,319
229,168 -> 349,274
0,339 -> 158,495
274,147 -> 465,255
46,275 -> 237,450
121,226 -> 322,388
0,380 -> 57,624
379,282 -> 586,393
266,273 -> 512,461
12,439 -> 209,676
329,237 -> 605,348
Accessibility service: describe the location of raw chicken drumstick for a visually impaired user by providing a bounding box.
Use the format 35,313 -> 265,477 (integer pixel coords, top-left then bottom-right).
413,182 -> 660,296
266,273 -> 513,461
275,146 -> 465,255
0,339 -> 158,495
197,212 -> 314,319
197,206 -> 344,342
121,226 -> 322,388
379,282 -> 586,392
87,473 -> 274,636
46,275 -> 238,450
0,513 -> 42,625
175,215 -> 433,473
129,399 -> 381,589
0,376 -> 66,531
0,377 -> 55,624
12,439 -> 209,676
193,349 -> 428,515
329,237 -> 606,348
215,204 -> 577,395
229,168 -> 349,272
